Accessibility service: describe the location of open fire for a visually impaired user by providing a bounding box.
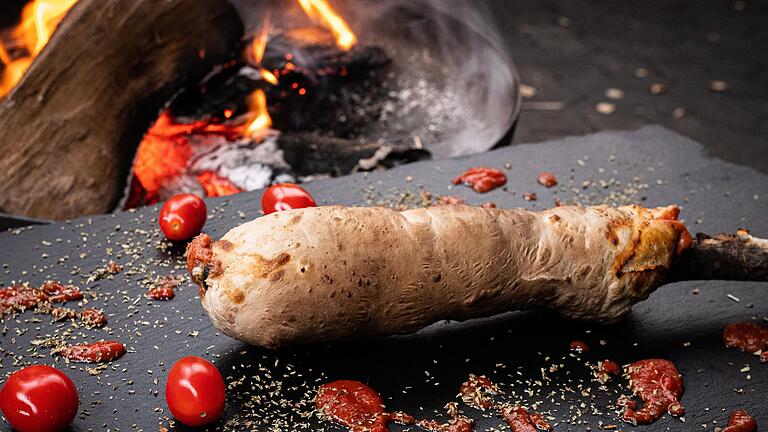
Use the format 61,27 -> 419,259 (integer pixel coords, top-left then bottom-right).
0,0 -> 519,218
127,0 -> 364,207
0,0 -> 76,97
297,0 -> 357,51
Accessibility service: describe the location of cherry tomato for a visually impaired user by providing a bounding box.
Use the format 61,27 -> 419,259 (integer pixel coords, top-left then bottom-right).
159,194 -> 207,241
166,356 -> 225,427
0,365 -> 79,432
261,183 -> 316,215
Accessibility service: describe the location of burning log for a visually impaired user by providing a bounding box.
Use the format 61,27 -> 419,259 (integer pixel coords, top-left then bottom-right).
170,27 -> 390,124
261,26 -> 390,85
0,0 -> 243,220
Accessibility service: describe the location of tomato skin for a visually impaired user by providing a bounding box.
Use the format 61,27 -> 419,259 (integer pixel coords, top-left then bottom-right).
0,365 -> 79,432
166,356 -> 225,427
261,183 -> 316,215
159,194 -> 207,241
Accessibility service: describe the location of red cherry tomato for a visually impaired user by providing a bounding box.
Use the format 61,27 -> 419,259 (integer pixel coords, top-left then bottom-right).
261,183 -> 316,215
159,194 -> 207,241
166,356 -> 225,427
0,365 -> 79,432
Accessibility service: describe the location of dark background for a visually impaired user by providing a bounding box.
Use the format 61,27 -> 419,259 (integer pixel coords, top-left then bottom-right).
483,0 -> 767,172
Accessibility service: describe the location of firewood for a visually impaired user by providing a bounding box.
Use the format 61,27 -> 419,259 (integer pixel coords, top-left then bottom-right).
262,26 -> 390,82
0,0 -> 243,220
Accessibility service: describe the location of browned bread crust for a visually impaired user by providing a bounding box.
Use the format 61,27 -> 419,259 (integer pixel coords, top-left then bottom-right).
188,204 -> 683,348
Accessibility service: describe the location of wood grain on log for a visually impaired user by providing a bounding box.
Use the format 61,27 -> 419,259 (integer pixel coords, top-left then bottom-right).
668,231 -> 768,282
0,0 -> 243,220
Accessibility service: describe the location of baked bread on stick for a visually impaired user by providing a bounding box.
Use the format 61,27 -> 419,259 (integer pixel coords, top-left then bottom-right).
187,204 -> 689,348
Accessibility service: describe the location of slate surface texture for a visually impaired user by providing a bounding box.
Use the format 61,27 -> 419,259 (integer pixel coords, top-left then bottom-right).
0,126 -> 765,431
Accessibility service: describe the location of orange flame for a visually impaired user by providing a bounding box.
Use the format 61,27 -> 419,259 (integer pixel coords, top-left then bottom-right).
244,20 -> 274,137
0,0 -> 77,98
260,68 -> 279,85
0,46 -> 31,97
251,15 -> 270,65
245,89 -> 272,137
297,0 -> 357,51
248,16 -> 279,86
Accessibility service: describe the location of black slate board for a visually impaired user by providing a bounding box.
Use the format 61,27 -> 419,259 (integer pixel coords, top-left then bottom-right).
0,126 -> 766,432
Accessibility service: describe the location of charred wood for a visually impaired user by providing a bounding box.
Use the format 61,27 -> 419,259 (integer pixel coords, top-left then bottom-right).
171,28 -> 390,122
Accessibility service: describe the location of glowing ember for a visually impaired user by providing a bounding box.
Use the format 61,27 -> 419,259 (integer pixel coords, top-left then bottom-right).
132,112 -> 245,205
197,171 -> 242,197
297,0 -> 357,51
0,0 -> 77,98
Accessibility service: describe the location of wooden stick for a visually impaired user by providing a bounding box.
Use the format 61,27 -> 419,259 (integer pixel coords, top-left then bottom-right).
667,230 -> 768,282
0,0 -> 243,220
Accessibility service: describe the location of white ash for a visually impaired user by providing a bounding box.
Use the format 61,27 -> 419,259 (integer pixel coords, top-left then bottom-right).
190,134 -> 289,191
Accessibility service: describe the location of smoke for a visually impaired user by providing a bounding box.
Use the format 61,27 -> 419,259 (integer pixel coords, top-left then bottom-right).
337,0 -> 521,157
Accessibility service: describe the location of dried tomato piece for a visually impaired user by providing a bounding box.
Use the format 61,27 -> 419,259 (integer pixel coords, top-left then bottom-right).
41,281 -> 83,303
459,374 -> 499,410
569,340 -> 590,353
147,286 -> 175,300
61,341 -> 126,363
724,321 -> 768,353
537,172 -> 558,188
0,286 -> 47,313
500,405 -> 552,432
452,167 -> 507,193
721,410 -> 757,432
80,308 -> 107,327
621,359 -> 684,425
146,277 -> 179,300
595,360 -> 622,383
316,380 -> 389,431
